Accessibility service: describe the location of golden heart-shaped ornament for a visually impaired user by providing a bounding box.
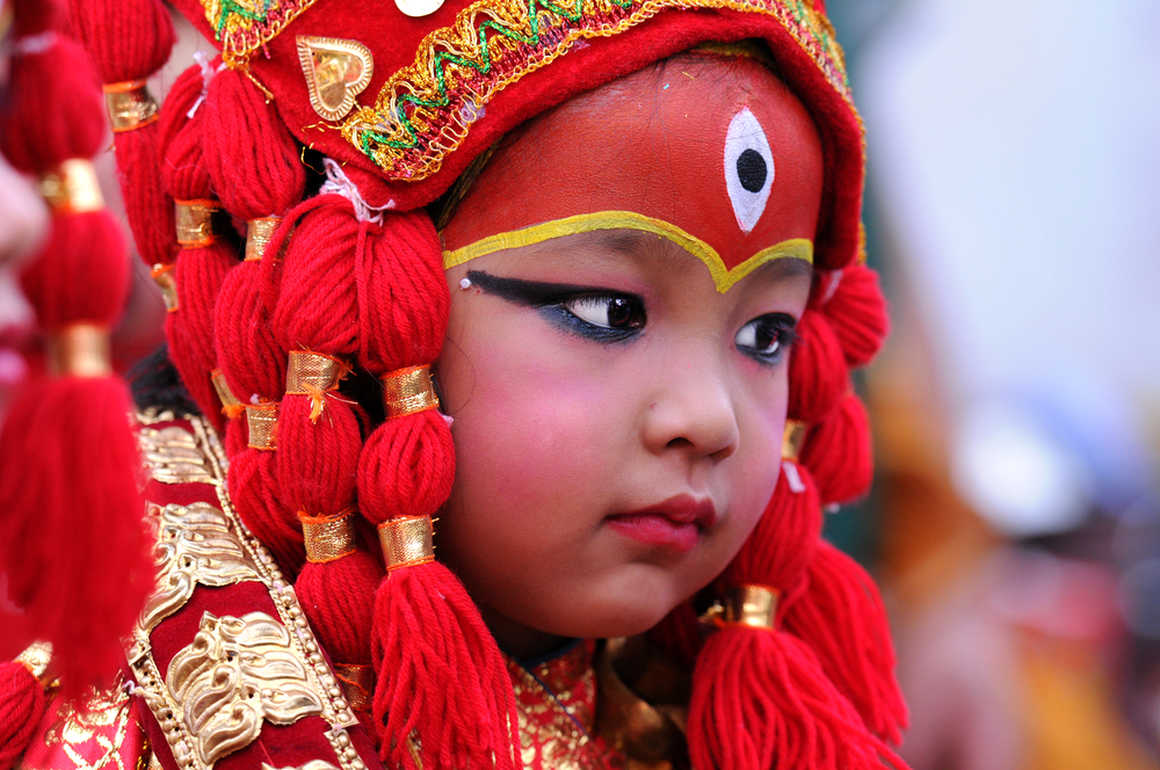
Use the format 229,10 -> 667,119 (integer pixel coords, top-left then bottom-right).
297,36 -> 374,122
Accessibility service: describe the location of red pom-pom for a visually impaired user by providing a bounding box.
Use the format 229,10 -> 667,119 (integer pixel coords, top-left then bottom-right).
799,392 -> 874,506
787,310 -> 849,423
0,376 -> 149,698
783,541 -> 908,744
0,661 -> 49,769
296,550 -> 381,664
67,0 -> 173,83
814,264 -> 890,368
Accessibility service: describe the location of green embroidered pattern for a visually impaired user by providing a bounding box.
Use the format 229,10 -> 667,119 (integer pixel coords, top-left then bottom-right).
339,0 -> 850,181
201,0 -> 319,64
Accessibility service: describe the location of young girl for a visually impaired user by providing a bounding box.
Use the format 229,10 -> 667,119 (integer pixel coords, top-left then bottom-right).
2,0 -> 906,767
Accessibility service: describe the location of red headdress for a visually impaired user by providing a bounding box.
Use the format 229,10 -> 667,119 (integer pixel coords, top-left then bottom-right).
1,0 -> 906,767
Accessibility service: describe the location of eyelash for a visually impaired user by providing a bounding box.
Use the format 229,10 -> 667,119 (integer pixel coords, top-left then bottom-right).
541,292 -> 644,344
735,314 -> 800,366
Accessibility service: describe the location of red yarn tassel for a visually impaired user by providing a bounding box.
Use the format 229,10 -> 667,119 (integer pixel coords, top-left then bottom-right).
688,464 -> 906,770
787,310 -> 848,423
799,392 -> 873,507
0,661 -> 49,769
783,541 -> 908,745
814,264 -> 889,369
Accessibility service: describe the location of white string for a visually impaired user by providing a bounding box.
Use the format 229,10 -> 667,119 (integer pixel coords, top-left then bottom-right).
782,461 -> 805,494
319,157 -> 395,223
12,31 -> 57,56
187,50 -> 226,119
820,268 -> 843,305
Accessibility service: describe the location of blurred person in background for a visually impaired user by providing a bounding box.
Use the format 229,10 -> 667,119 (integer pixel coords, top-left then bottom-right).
825,0 -> 1160,767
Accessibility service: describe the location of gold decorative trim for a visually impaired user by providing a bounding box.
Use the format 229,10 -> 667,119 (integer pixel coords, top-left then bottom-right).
262,762 -> 341,770
781,419 -> 808,462
175,199 -> 220,248
46,323 -> 112,378
300,512 -> 358,564
166,611 -> 325,766
246,216 -> 282,262
130,413 -> 362,770
246,402 -> 279,450
443,211 -> 812,294
296,37 -> 374,122
381,365 -> 439,418
103,80 -> 160,132
151,263 -> 179,312
139,424 -> 216,486
723,584 -> 780,630
139,501 -> 262,632
38,159 -> 104,213
378,515 -> 434,570
285,350 -> 350,422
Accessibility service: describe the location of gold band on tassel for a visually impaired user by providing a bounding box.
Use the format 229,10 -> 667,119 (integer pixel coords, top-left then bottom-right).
300,510 -> 358,563
211,369 -> 244,419
103,80 -> 159,132
39,159 -> 104,214
175,199 -> 220,248
151,263 -> 178,312
382,365 -> 439,419
245,216 -> 281,262
47,323 -> 111,378
378,515 -> 434,570
285,350 -> 350,422
332,663 -> 374,713
245,402 -> 279,450
16,641 -> 54,682
781,420 -> 808,462
722,585 -> 780,630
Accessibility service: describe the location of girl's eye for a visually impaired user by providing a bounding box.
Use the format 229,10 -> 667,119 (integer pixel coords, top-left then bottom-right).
735,314 -> 797,363
561,294 -> 646,331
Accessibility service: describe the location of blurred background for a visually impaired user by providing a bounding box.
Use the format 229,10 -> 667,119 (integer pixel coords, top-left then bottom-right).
2,1 -> 1157,767
824,0 -> 1160,767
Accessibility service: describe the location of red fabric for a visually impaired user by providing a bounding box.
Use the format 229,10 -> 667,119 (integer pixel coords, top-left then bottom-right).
168,0 -> 865,268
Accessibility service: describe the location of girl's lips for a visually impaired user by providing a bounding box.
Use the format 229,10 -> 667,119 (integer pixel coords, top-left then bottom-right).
605,494 -> 718,553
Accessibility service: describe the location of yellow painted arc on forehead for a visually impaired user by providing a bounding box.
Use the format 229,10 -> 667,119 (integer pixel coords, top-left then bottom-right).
441,210 -> 813,293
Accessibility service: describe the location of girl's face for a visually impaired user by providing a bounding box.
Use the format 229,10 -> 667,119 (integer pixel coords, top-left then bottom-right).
435,53 -> 823,657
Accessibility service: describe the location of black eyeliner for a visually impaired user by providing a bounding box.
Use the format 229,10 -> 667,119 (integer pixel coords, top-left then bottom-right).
466,270 -> 624,305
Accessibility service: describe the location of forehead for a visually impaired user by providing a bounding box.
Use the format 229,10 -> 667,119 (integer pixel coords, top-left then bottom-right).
440,52 -> 825,286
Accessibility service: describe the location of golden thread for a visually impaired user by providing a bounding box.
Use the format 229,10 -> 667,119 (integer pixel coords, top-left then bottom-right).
47,323 -> 111,378
150,263 -> 178,312
781,420 -> 808,462
175,199 -> 220,248
103,80 -> 159,132
39,159 -> 104,213
245,216 -> 282,262
331,663 -> 374,713
211,369 -> 245,420
443,211 -> 813,293
245,403 -> 279,450
722,584 -> 780,630
285,350 -> 351,422
300,511 -> 357,563
381,365 -> 439,419
378,516 -> 434,570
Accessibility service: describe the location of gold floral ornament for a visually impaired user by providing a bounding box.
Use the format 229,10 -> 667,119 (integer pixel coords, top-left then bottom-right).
166,611 -> 325,766
285,349 -> 351,422
296,37 -> 374,122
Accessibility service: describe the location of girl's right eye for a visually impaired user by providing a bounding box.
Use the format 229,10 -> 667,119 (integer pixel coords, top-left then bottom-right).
561,294 -> 646,331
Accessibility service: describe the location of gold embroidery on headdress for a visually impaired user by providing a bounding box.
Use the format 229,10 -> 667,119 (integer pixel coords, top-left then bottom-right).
103,79 -> 159,132
297,37 -> 374,122
39,159 -> 104,213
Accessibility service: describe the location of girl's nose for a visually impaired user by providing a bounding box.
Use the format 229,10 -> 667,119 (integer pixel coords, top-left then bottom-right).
642,353 -> 740,463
